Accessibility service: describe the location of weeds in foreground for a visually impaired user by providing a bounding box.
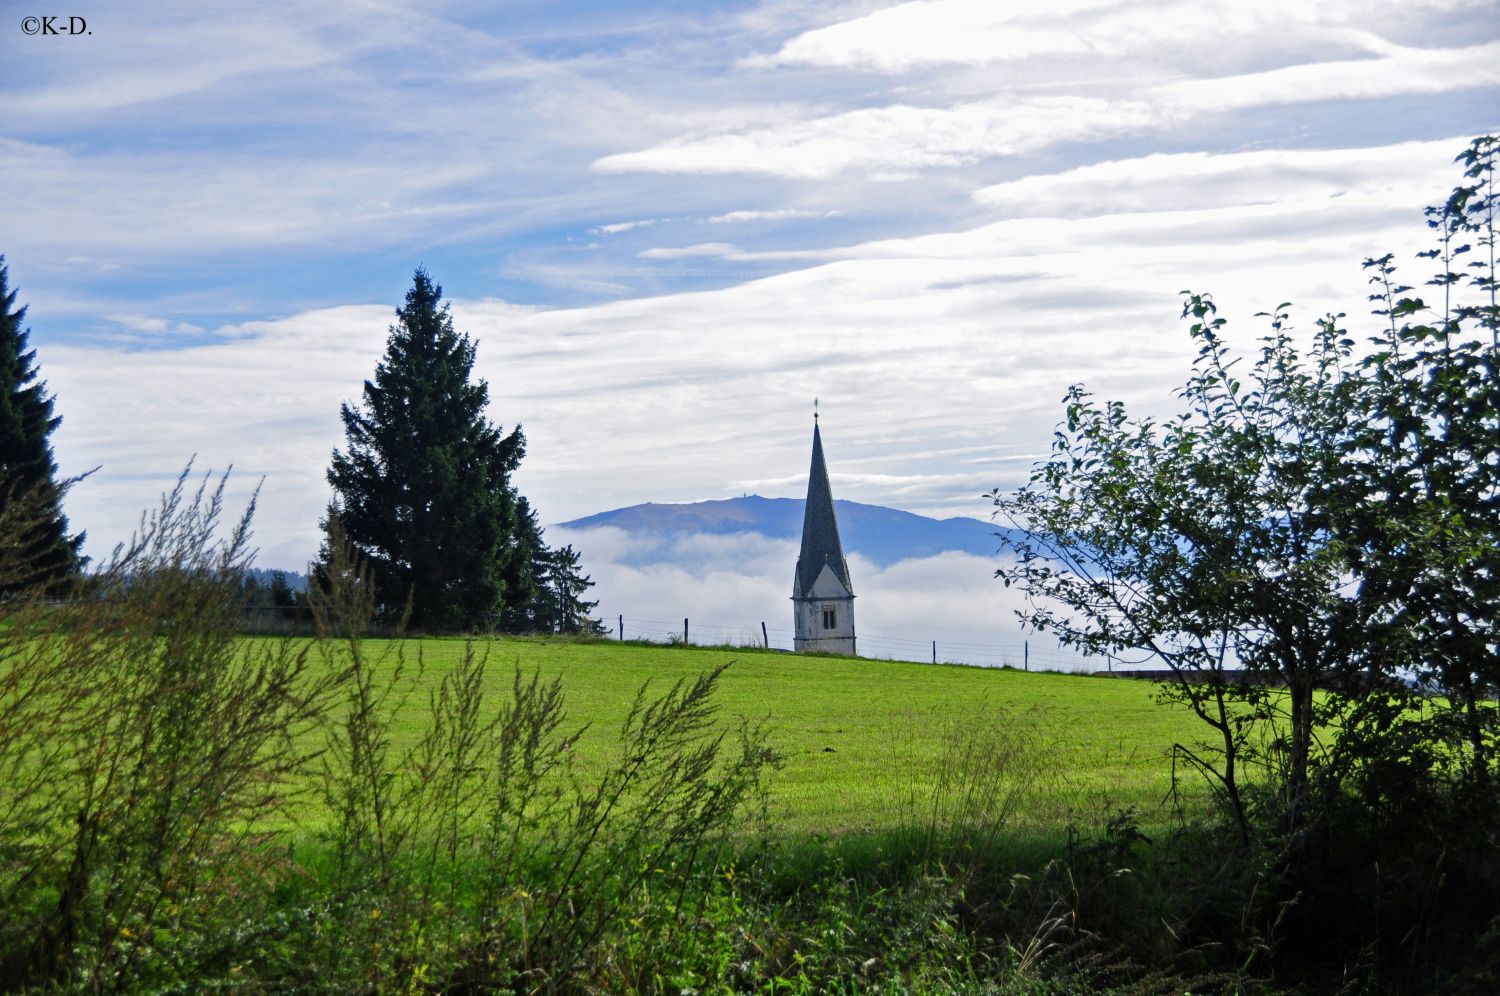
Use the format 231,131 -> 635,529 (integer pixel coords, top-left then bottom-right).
0,468 -> 329,992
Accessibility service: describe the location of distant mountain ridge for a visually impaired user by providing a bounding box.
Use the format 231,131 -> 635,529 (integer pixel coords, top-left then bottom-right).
559,496 -> 1013,567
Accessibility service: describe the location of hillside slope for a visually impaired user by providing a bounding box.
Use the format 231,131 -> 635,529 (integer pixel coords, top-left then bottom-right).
322,635 -> 1201,833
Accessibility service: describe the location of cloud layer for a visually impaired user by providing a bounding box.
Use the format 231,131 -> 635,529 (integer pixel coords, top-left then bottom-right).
549,525 -> 1089,670
43,133 -> 1482,570
599,44 -> 1500,180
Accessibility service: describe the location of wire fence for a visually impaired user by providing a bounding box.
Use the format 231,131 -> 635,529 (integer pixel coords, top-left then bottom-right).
231,605 -> 1113,674
604,612 -> 1108,674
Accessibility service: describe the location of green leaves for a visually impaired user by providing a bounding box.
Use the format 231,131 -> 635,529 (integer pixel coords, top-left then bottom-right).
997,135 -> 1500,841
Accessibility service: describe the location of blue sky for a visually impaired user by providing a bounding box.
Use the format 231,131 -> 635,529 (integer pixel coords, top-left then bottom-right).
3,0 -> 1499,650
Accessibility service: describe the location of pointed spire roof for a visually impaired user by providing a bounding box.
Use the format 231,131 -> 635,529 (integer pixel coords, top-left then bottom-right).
796,419 -> 852,597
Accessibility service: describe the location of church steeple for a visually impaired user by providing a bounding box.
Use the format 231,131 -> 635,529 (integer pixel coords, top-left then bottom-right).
795,419 -> 851,599
792,411 -> 856,655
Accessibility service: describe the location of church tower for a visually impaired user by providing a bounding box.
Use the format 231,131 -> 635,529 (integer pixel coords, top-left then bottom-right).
792,412 -> 856,655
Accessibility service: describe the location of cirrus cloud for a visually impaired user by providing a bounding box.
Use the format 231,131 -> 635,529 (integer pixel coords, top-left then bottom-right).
598,42 -> 1500,181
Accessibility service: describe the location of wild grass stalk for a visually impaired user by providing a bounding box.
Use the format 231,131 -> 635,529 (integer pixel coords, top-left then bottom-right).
0,467 -> 331,992
296,523 -> 781,992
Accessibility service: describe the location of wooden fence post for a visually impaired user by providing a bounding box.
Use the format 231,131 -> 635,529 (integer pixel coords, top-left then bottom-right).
761,621 -> 768,648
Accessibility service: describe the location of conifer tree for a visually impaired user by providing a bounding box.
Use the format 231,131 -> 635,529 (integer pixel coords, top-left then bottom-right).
323,269 -> 526,630
494,499 -> 603,634
542,544 -> 604,635
497,496 -> 547,631
0,256 -> 84,594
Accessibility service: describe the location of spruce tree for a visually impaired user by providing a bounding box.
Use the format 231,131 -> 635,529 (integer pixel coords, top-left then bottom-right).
497,496 -> 547,631
324,269 -> 526,630
0,256 -> 83,594
541,544 -> 604,635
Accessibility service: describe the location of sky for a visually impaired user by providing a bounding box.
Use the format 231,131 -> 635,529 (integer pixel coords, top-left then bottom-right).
3,0 -> 1499,659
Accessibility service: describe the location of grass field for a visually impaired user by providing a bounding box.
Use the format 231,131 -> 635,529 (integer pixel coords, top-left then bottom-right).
13,622 -> 1479,992
299,634 -> 1210,835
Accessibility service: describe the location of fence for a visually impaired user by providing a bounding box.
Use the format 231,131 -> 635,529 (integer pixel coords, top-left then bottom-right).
233,605 -> 1110,674
606,613 -> 1105,673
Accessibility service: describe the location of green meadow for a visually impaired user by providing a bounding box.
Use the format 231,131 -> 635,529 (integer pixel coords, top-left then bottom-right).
294,634 -> 1208,835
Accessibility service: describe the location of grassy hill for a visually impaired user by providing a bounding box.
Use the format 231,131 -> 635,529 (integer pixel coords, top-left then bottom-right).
346,634 -> 1205,835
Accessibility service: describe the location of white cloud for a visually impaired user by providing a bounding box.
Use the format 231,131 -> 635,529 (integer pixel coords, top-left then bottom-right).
856,552 -> 1037,664
599,40 -> 1500,181
548,526 -> 796,646
638,242 -> 743,258
746,0 -> 1131,71
101,314 -> 206,338
595,95 -> 1159,179
5,8 -> 340,119
591,219 -> 660,234
971,139 -> 1458,218
1157,42 -> 1500,113
14,0 -> 1493,587
707,209 -> 840,223
2,4 -> 732,262
746,0 -> 1484,73
0,138 -> 504,255
47,304 -> 392,566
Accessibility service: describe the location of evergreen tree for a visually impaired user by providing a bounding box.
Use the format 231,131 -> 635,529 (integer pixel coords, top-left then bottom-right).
541,544 -> 604,636
498,496 -> 547,632
323,269 -> 526,630
268,569 -> 299,610
494,498 -> 603,635
0,256 -> 83,594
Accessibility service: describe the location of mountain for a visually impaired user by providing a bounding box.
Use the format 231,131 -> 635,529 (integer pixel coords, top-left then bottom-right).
559,496 -> 1014,567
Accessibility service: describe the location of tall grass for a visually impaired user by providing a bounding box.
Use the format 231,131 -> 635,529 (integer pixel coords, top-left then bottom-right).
1,487 -> 783,992
0,469 -> 328,991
